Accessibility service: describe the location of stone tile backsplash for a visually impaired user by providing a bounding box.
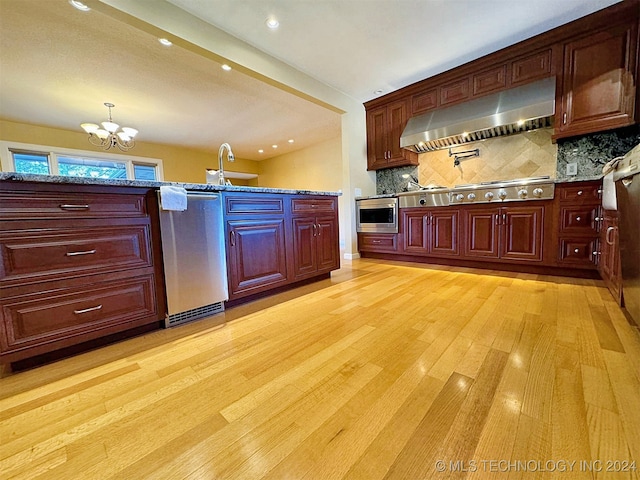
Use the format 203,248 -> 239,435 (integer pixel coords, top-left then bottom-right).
556,125 -> 640,181
376,125 -> 640,194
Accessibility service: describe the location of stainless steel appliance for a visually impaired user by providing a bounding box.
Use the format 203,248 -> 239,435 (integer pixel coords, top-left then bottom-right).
398,189 -> 449,208
356,197 -> 398,233
158,191 -> 229,327
613,144 -> 640,326
449,176 -> 555,204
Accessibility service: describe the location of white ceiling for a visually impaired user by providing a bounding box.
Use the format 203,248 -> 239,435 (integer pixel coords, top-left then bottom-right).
0,0 -> 621,162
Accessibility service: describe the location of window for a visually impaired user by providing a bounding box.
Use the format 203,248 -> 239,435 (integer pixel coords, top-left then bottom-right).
1,142 -> 163,181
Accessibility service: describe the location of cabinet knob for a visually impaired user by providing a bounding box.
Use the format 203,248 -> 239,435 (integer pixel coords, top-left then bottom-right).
576,216 -> 581,222
577,190 -> 583,196
574,248 -> 580,253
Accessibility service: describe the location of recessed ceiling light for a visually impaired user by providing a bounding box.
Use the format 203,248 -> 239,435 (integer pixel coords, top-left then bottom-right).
158,38 -> 172,46
517,119 -> 525,126
272,144 -> 278,149
374,89 -> 383,95
69,0 -> 90,11
258,149 -> 264,154
288,139 -> 294,143
221,64 -> 232,71
266,17 -> 279,29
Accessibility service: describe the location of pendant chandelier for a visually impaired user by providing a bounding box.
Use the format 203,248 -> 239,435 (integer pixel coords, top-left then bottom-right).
80,103 -> 138,151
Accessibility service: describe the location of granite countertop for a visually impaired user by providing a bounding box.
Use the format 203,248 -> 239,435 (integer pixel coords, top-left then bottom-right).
0,172 -> 342,196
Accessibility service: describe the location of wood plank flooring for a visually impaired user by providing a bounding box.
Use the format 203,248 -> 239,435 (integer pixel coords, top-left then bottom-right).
1,259 -> 640,479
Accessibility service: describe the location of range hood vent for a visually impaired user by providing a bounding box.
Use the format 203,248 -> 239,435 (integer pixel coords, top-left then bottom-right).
400,77 -> 556,153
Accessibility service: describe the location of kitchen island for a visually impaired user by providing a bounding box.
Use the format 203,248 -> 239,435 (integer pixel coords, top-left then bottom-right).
0,173 -> 341,366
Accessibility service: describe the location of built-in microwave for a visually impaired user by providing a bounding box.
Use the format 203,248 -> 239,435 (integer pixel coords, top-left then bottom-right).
356,197 -> 398,233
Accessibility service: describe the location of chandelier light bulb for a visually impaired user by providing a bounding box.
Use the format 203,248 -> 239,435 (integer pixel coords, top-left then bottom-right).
80,103 -> 138,151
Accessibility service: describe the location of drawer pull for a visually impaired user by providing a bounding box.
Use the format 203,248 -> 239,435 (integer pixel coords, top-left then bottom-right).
576,216 -> 581,222
574,248 -> 580,253
74,304 -> 103,315
577,190 -> 583,196
372,240 -> 381,244
66,249 -> 97,257
60,204 -> 90,210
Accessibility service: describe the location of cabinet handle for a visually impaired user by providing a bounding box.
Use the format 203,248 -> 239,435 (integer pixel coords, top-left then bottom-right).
563,112 -> 567,124
606,226 -> 615,245
372,240 -> 381,244
577,190 -> 583,196
59,204 -> 90,210
312,224 -> 317,237
495,214 -> 500,225
502,213 -> 507,225
66,249 -> 97,257
74,304 -> 103,315
316,223 -> 321,236
230,230 -> 236,247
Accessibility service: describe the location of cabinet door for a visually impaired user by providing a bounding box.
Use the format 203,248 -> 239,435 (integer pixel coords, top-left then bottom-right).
501,206 -> 544,262
464,208 -> 500,259
557,22 -> 638,138
291,217 -> 317,278
402,210 -> 429,255
366,106 -> 389,169
430,209 -> 459,256
316,216 -> 339,273
598,211 -> 622,302
387,100 -> 410,163
227,219 -> 288,296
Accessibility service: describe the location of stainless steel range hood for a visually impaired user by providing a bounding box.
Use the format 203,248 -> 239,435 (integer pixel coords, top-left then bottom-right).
400,77 -> 556,153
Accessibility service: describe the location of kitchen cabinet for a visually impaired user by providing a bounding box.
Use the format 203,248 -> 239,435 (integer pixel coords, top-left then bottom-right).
0,182 -> 164,364
463,205 -> 544,262
555,20 -> 638,139
401,208 -> 459,257
555,180 -> 602,269
224,193 -> 289,299
598,209 -> 622,304
357,233 -> 398,253
290,197 -> 339,280
366,99 -> 418,170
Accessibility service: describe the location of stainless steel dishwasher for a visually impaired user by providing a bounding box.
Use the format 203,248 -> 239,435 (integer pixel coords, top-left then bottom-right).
158,191 -> 228,327
614,143 -> 640,327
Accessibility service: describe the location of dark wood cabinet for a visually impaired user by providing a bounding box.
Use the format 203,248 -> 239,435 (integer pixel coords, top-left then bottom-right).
555,180 -> 602,269
226,218 -> 288,297
463,205 -> 544,262
0,182 -> 164,364
555,21 -> 638,139
357,233 -> 398,253
366,100 -> 418,170
598,209 -> 622,304
290,197 -> 339,280
402,208 -> 459,257
224,193 -> 289,300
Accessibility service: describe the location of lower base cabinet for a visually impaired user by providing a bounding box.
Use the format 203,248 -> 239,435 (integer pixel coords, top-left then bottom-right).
402,208 -> 459,257
226,218 -> 289,298
292,215 -> 339,280
463,205 -> 544,262
598,209 -> 622,304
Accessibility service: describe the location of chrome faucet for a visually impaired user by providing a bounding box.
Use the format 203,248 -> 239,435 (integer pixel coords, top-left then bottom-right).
217,143 -> 235,185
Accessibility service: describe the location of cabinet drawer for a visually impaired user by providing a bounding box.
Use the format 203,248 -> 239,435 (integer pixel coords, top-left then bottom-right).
0,191 -> 146,219
560,206 -> 598,234
225,195 -> 285,215
291,198 -> 337,214
358,233 -> 398,252
558,184 -> 601,203
440,77 -> 470,105
0,275 -> 157,353
511,49 -> 552,85
558,238 -> 597,267
0,225 -> 152,286
411,88 -> 438,115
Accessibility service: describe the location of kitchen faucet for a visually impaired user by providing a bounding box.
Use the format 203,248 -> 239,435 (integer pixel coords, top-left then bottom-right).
217,143 -> 235,185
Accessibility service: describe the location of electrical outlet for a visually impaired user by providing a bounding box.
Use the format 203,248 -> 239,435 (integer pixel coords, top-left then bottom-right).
566,163 -> 578,176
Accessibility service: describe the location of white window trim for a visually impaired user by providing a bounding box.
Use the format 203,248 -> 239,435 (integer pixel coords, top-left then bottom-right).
0,141 -> 164,181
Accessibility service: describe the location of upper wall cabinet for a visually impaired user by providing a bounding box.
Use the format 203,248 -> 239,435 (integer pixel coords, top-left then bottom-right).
366,99 -> 418,171
555,20 -> 639,140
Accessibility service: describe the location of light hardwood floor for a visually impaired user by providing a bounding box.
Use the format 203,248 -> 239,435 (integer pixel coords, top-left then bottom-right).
1,259 -> 640,479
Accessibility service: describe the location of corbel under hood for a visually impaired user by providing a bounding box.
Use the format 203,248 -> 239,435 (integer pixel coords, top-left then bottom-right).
400,77 -> 556,153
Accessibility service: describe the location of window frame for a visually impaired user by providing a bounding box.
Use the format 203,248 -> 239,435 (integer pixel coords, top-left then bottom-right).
0,141 -> 164,181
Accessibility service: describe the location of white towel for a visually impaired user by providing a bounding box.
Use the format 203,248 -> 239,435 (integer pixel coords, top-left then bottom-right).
160,185 -> 188,211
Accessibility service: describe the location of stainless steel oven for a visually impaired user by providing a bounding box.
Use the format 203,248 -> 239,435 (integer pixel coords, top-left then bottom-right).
356,197 -> 398,233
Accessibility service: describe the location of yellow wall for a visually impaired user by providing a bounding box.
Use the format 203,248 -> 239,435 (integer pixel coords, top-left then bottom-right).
0,120 -> 260,185
258,136 -> 342,192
